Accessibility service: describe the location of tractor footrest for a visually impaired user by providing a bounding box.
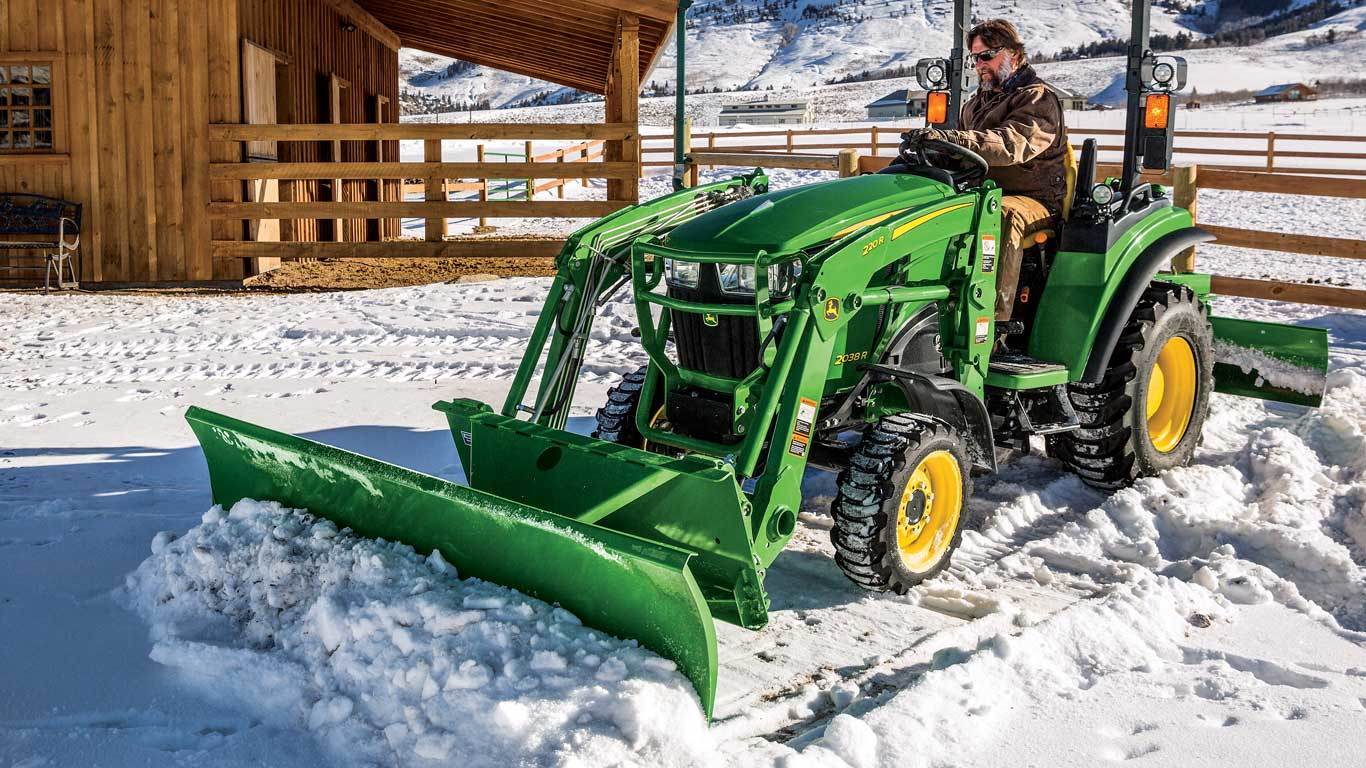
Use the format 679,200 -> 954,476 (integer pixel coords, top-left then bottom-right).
987,353 -> 1069,389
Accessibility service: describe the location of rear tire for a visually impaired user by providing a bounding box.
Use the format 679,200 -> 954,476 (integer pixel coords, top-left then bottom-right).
1050,283 -> 1214,489
592,366 -> 649,447
830,417 -> 972,593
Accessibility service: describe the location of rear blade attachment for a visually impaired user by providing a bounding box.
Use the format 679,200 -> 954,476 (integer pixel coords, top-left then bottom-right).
184,406 -> 720,716
1211,316 -> 1329,407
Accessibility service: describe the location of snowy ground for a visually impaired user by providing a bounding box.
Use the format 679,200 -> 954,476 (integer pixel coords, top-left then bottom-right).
5,107 -> 1366,765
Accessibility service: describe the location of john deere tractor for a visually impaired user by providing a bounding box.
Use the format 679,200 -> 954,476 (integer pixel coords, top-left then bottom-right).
184,0 -> 1327,716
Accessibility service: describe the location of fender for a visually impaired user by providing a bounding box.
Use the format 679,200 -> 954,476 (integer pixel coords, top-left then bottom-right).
1082,226 -> 1214,382
862,363 -> 997,473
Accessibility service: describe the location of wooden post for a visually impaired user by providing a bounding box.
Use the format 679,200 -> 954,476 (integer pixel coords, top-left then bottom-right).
1266,131 -> 1276,173
476,143 -> 490,230
871,125 -> 880,155
557,150 -> 566,198
605,13 -> 641,204
680,117 -> 697,188
838,148 -> 859,178
424,139 -> 446,241
524,140 -> 534,200
1171,165 -> 1198,272
786,128 -> 794,152
707,133 -> 715,170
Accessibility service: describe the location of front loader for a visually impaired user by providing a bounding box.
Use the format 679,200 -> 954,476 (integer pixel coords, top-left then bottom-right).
186,0 -> 1328,717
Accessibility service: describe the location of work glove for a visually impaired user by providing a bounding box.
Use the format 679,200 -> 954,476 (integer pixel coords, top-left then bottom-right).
900,127 -> 948,146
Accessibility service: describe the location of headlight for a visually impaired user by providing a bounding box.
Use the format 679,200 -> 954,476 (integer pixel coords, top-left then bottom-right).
1090,183 -> 1116,206
718,264 -> 757,295
663,258 -> 699,289
719,260 -> 803,297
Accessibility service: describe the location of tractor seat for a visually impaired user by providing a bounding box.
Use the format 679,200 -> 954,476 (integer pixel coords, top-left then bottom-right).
1061,136 -> 1078,221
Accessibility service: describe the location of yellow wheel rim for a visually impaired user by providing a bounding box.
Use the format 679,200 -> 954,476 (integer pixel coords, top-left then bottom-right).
895,450 -> 963,573
1146,336 -> 1197,453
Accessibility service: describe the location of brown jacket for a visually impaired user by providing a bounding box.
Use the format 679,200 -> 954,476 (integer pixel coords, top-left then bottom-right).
941,64 -> 1067,216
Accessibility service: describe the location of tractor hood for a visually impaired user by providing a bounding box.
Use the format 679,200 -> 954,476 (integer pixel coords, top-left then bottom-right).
662,172 -> 954,255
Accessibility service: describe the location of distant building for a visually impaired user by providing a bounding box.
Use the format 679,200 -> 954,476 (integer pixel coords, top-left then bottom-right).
1045,84 -> 1089,111
865,89 -> 929,120
1254,83 -> 1318,104
718,96 -> 812,126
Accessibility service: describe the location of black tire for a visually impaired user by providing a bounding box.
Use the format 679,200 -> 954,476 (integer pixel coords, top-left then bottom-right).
830,417 -> 972,593
1050,283 -> 1214,490
592,366 -> 650,447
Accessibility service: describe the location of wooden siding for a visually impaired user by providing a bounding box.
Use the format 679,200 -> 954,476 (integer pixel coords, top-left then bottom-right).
238,0 -> 400,245
0,0 -> 398,285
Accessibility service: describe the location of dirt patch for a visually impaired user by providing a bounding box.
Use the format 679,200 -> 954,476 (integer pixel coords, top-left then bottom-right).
242,256 -> 557,291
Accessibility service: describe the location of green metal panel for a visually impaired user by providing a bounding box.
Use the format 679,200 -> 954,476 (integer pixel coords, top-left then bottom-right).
435,398 -> 768,630
662,173 -> 952,254
1028,206 -> 1194,378
1210,316 -> 1328,407
185,406 -> 721,717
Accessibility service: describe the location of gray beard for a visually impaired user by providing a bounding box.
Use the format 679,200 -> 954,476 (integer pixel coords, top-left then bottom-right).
984,58 -> 1016,91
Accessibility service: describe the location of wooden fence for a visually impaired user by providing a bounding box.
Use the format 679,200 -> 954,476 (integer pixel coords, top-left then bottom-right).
208,123 -> 636,264
646,125 -> 1366,177
679,149 -> 1366,311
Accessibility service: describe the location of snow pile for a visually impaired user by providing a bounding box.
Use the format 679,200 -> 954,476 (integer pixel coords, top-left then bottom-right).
122,500 -> 713,768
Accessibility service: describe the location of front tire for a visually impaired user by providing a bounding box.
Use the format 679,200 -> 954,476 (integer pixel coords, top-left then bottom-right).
1050,283 -> 1214,489
593,366 -> 649,447
830,417 -> 972,593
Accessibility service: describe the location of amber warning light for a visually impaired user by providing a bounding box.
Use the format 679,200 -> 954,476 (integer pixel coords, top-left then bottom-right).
1144,93 -> 1171,130
926,91 -> 948,126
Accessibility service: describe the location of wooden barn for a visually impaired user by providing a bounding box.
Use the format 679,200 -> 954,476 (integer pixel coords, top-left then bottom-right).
0,0 -> 673,287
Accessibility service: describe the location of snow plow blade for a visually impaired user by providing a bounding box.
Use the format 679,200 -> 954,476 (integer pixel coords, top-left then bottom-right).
1211,316 -> 1328,408
184,406 -> 720,716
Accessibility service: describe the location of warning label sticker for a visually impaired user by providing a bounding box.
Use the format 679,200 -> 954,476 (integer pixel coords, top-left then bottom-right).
789,397 -> 818,457
980,235 -> 997,273
975,316 -> 991,344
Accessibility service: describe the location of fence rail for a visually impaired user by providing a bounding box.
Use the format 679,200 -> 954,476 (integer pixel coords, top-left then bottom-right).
211,124 -> 630,257
646,126 -> 1366,175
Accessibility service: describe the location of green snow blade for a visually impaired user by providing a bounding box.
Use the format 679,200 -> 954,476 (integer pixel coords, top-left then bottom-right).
1211,316 -> 1329,408
184,406 -> 719,716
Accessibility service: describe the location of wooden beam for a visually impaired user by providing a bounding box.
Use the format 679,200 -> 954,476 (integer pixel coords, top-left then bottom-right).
1203,225 -> 1366,261
693,152 -> 841,171
211,239 -> 566,260
1196,170 -> 1366,199
322,0 -> 401,50
1211,275 -> 1366,310
208,200 -> 634,220
208,161 -> 640,181
209,122 -> 639,142
424,139 -> 446,242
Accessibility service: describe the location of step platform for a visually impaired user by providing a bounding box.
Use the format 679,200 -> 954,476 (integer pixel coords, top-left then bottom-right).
986,352 -> 1069,389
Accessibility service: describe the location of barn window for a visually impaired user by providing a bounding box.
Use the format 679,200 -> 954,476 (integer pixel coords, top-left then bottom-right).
0,64 -> 55,152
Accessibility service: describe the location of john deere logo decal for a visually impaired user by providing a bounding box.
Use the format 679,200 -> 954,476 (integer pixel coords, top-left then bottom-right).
703,312 -> 719,327
823,298 -> 841,321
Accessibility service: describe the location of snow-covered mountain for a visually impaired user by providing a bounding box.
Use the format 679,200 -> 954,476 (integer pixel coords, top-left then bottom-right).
399,0 -> 1350,110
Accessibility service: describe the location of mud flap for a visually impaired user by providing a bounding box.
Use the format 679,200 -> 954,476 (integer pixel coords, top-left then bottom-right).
185,406 -> 720,716
1211,316 -> 1328,407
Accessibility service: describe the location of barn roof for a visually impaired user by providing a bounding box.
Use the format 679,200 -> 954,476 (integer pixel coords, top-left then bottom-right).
1256,82 -> 1310,97
865,89 -> 927,108
354,0 -> 676,94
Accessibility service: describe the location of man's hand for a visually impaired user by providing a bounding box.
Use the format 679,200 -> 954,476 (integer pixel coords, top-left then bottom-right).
900,127 -> 948,146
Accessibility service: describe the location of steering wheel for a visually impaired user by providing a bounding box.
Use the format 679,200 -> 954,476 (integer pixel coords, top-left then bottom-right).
896,138 -> 989,190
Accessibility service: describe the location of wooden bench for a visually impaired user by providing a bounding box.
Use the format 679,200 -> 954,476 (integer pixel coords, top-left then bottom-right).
0,194 -> 81,292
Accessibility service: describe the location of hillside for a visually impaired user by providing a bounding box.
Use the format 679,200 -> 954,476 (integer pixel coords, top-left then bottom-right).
397,0 -> 1347,111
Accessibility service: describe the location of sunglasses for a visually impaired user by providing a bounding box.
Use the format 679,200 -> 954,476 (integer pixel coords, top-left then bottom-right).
970,47 -> 1004,65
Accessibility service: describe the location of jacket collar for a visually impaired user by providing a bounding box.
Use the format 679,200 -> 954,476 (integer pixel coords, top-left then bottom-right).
998,62 -> 1041,94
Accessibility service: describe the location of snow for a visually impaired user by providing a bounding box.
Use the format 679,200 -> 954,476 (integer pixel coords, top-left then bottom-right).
121,499 -> 711,767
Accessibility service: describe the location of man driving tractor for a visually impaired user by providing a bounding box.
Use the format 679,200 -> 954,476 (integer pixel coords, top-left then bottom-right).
904,19 -> 1069,323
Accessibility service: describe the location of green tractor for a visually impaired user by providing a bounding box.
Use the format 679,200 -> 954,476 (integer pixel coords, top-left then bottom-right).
185,0 -> 1327,716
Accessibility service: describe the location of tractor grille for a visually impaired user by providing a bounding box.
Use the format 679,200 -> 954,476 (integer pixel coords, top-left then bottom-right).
667,284 -> 762,380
